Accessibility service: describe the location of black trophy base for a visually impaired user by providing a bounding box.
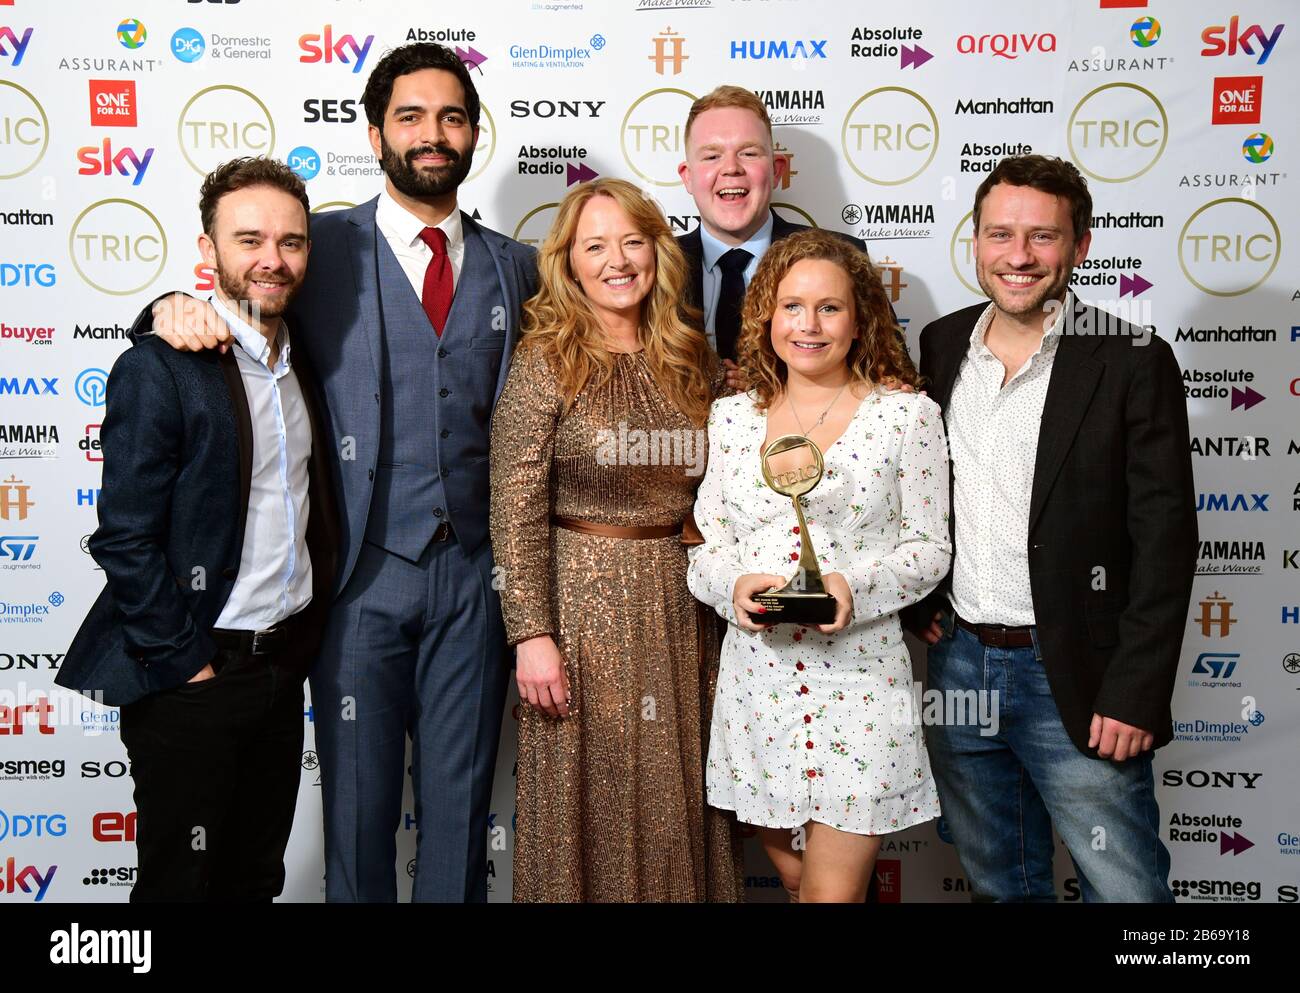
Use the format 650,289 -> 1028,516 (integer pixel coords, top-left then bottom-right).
751,591 -> 838,626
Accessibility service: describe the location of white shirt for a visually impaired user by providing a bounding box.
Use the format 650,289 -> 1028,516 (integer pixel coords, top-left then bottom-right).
698,212 -> 773,349
374,187 -> 464,300
945,295 -> 1068,626
211,295 -> 314,630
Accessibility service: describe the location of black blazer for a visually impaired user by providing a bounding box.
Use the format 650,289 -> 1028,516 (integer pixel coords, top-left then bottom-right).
56,323 -> 340,707
901,298 -> 1198,755
676,210 -> 868,314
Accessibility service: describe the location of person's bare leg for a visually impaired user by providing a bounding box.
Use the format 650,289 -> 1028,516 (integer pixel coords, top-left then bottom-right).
757,825 -> 805,903
799,822 -> 882,903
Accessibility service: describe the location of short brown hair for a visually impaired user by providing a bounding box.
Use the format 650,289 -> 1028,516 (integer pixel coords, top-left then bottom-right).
684,85 -> 772,149
738,229 -> 917,410
199,157 -> 310,236
973,154 -> 1092,241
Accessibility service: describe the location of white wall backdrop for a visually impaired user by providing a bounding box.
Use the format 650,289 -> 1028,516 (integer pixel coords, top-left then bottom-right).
1,0 -> 1296,904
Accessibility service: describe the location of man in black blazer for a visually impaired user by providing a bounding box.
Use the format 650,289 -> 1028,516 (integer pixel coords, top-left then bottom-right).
57,158 -> 339,902
676,86 -> 868,385
901,155 -> 1196,902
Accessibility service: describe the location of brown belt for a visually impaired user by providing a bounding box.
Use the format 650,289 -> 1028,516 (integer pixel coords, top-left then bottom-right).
552,515 -> 682,540
956,615 -> 1035,649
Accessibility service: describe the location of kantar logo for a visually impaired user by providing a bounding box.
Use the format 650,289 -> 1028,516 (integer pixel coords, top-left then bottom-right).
841,87 -> 938,187
1067,82 -> 1167,184
178,84 -> 275,176
1179,198 -> 1280,298
0,81 -> 49,180
69,198 -> 167,296
621,87 -> 697,188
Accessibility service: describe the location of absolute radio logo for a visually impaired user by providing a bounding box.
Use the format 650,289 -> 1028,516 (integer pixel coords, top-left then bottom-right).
0,81 -> 49,180
621,87 -> 696,187
841,87 -> 938,186
1067,83 -> 1167,183
88,80 -> 136,127
848,26 -> 930,70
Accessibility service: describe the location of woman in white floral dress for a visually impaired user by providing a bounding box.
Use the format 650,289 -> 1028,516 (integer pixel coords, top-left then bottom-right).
688,230 -> 951,903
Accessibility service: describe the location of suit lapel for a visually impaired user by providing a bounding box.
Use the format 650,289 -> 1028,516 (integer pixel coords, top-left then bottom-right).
216,348 -> 253,553
770,210 -> 800,243
679,227 -> 704,311
289,332 -> 340,603
1028,308 -> 1104,532
348,200 -> 384,386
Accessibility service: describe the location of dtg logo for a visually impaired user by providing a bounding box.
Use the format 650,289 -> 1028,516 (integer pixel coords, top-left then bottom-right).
298,26 -> 374,74
0,25 -> 32,66
1202,16 -> 1285,65
77,140 -> 154,186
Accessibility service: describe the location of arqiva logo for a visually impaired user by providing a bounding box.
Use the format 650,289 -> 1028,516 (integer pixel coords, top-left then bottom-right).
956,31 -> 1056,59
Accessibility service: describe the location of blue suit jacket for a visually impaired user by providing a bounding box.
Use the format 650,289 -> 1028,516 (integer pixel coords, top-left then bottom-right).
56,332 -> 340,707
291,199 -> 538,593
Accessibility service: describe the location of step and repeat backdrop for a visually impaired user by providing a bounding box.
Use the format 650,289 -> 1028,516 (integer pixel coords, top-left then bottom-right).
1,0 -> 1296,904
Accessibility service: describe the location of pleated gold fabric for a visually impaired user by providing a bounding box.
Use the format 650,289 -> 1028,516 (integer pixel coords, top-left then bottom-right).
490,344 -> 743,903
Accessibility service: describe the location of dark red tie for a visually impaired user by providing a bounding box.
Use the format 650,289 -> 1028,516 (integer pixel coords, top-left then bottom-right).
418,226 -> 453,336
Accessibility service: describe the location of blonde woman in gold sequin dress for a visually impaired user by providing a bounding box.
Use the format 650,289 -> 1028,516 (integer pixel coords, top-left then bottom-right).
489,178 -> 743,902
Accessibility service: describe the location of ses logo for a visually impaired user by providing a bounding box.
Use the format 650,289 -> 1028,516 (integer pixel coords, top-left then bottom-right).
1201,16 -> 1284,65
171,27 -> 205,63
77,140 -> 154,186
88,80 -> 136,127
304,98 -> 361,124
298,26 -> 374,74
286,145 -> 320,181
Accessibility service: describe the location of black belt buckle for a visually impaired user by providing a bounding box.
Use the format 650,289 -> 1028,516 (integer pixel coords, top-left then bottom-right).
249,628 -> 276,655
432,521 -> 451,542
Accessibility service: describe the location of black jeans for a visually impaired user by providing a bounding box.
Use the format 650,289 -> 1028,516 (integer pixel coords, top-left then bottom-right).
119,644 -> 305,902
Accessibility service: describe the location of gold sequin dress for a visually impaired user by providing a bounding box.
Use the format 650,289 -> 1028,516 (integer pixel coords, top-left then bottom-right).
489,344 -> 743,903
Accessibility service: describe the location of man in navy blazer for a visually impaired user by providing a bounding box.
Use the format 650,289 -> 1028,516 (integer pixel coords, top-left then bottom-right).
58,158 -> 340,901
146,44 -> 537,902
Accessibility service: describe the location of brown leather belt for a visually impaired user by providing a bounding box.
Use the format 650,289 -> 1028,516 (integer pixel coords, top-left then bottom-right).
552,515 -> 682,540
956,614 -> 1035,649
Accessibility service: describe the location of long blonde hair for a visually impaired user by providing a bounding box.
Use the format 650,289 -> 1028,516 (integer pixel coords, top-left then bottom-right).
737,229 -> 917,410
519,178 -> 716,426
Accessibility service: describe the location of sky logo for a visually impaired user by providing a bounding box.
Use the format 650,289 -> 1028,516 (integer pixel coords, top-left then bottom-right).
298,26 -> 374,74
0,25 -> 32,66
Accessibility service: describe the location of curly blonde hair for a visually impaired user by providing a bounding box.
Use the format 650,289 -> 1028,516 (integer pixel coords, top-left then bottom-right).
517,178 -> 716,426
737,229 -> 917,410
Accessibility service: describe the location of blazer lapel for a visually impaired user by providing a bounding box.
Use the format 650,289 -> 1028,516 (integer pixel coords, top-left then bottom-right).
679,227 -> 704,312
1028,311 -> 1104,532
289,334 -> 340,603
216,348 -> 253,550
348,200 -> 384,386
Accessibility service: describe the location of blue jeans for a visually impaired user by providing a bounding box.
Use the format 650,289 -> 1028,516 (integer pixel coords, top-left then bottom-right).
925,621 -> 1172,903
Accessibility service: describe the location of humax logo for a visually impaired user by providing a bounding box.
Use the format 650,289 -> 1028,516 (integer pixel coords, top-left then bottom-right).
1196,492 -> 1269,512
287,145 -> 319,181
298,26 -> 374,74
171,27 -> 205,63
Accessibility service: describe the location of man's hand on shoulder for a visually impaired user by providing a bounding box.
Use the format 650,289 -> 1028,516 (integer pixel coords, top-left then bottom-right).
149,294 -> 231,353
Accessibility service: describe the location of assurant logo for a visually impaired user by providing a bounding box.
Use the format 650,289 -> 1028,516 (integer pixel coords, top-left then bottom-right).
1130,16 -> 1161,47
116,18 -> 146,50
1242,132 -> 1273,163
841,87 -> 938,186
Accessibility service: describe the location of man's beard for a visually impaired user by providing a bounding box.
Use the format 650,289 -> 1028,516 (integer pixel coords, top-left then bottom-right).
975,262 -> 1071,319
380,133 -> 474,199
215,255 -> 301,323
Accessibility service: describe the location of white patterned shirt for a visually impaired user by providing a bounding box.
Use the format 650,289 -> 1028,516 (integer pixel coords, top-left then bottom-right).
945,296 -> 1068,625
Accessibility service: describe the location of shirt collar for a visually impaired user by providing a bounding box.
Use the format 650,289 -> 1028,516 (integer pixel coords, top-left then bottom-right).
969,290 -> 1072,357
377,187 -> 463,253
210,293 -> 290,372
700,210 -> 774,273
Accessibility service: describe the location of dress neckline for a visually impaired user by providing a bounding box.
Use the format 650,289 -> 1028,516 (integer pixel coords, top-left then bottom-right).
759,385 -> 878,459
